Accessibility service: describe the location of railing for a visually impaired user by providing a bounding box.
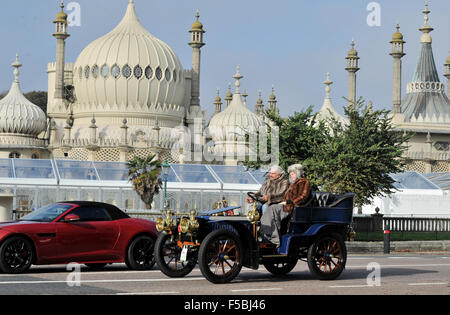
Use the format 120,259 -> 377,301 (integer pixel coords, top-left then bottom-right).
353,215 -> 450,233
383,217 -> 450,232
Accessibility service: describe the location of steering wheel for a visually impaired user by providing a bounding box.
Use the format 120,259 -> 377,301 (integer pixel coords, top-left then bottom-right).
247,192 -> 266,204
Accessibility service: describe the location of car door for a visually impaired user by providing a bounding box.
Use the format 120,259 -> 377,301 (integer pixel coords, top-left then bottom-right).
55,206 -> 120,262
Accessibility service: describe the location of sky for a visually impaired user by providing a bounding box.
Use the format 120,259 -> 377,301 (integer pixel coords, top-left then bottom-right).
0,0 -> 449,119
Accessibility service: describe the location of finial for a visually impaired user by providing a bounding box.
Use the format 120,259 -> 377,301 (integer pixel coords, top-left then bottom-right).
12,54 -> 22,83
233,66 -> 243,94
324,72 -> 333,98
195,9 -> 200,20
420,0 -> 433,42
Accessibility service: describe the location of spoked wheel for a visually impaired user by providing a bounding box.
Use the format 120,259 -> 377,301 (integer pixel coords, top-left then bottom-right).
155,232 -> 197,278
198,229 -> 243,284
307,233 -> 347,280
0,236 -> 34,274
126,235 -> 156,270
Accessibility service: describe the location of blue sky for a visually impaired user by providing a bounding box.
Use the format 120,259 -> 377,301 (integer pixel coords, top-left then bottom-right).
0,0 -> 449,118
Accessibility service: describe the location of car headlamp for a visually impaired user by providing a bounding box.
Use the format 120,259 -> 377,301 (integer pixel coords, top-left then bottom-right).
156,217 -> 165,232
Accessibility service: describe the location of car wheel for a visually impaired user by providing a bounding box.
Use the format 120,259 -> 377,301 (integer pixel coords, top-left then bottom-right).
85,263 -> 107,270
155,232 -> 197,278
307,232 -> 347,280
198,229 -> 243,284
126,235 -> 156,270
263,257 -> 297,275
0,236 -> 34,274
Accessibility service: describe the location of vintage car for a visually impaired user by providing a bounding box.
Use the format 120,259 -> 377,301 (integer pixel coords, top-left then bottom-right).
154,192 -> 355,284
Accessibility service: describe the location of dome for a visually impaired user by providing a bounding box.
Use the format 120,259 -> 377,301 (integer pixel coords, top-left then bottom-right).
446,55 -> 450,66
208,68 -> 264,142
0,55 -> 47,136
391,25 -> 404,42
72,0 -> 186,116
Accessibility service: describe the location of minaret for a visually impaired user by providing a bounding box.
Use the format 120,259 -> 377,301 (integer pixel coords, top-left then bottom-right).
213,89 -> 222,115
189,10 -> 205,111
445,52 -> 450,96
53,1 -> 70,102
390,24 -> 406,114
225,83 -> 233,107
268,86 -> 279,115
255,91 -> 264,117
345,39 -> 360,107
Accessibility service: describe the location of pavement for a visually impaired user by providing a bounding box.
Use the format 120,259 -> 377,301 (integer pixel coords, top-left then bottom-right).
347,240 -> 450,254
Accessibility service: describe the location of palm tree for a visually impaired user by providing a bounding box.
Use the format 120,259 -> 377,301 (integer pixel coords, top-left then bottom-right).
127,154 -> 162,209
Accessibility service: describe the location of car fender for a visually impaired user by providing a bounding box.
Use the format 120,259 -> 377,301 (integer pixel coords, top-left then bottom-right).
278,224 -> 327,255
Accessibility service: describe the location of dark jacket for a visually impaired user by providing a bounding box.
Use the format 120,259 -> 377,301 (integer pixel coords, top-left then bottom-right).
283,177 -> 311,213
257,175 -> 289,205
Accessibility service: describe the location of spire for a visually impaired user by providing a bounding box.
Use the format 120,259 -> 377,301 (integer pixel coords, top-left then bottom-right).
12,53 -> 22,83
233,66 -> 243,94
419,1 -> 433,43
324,72 -> 333,100
317,72 -> 348,126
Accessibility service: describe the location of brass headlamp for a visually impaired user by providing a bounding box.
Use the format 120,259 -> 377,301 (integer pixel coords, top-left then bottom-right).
179,211 -> 199,233
155,210 -> 176,232
247,202 -> 260,224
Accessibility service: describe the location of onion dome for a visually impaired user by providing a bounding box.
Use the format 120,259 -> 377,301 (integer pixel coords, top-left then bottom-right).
191,10 -> 204,32
0,55 -> 47,136
208,67 -> 264,141
73,0 -> 185,115
391,24 -> 405,43
347,39 -> 359,58
54,1 -> 68,23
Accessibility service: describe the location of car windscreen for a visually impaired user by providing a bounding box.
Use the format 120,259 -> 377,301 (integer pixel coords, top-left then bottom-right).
19,204 -> 73,222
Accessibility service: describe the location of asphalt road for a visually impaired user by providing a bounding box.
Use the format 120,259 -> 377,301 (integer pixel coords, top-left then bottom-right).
0,254 -> 449,296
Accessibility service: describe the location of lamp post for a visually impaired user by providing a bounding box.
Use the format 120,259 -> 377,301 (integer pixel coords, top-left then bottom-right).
161,160 -> 170,212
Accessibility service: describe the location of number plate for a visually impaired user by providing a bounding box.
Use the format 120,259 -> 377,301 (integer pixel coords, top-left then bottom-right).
180,246 -> 188,262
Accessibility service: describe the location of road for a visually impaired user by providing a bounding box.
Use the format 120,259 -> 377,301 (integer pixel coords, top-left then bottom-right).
0,254 -> 449,295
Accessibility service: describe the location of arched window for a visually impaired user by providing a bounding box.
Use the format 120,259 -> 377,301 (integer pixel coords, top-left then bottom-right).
9,152 -> 20,159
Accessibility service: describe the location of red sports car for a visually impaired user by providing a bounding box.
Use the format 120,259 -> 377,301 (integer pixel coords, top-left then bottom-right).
0,201 -> 158,274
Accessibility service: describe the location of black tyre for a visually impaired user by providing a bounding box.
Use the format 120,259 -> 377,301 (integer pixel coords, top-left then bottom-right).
0,236 -> 34,274
85,263 -> 107,270
155,232 -> 197,278
263,256 -> 297,275
198,229 -> 243,284
307,232 -> 347,280
126,235 -> 156,270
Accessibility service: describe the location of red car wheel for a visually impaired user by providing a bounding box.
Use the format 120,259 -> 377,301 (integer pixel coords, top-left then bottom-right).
0,236 -> 34,274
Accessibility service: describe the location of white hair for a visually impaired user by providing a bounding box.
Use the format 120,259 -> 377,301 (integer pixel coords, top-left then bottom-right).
269,165 -> 285,175
288,164 -> 304,181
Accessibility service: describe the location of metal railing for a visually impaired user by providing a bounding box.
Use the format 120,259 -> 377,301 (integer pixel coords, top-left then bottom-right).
383,217 -> 450,232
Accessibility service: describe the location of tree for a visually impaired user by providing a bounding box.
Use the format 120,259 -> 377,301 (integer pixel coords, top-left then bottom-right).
127,154 -> 162,210
244,106 -> 327,172
0,90 -> 48,114
307,99 -> 411,211
24,91 -> 48,113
